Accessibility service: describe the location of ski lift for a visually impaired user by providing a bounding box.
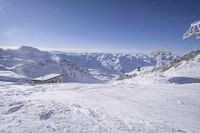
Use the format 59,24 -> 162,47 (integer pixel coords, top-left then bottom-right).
183,20 -> 200,39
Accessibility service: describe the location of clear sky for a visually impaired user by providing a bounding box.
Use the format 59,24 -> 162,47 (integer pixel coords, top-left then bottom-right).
0,0 -> 200,54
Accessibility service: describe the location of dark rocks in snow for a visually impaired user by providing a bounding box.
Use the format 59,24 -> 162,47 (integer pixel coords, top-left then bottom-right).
6,105 -> 24,114
116,73 -> 137,80
39,110 -> 54,120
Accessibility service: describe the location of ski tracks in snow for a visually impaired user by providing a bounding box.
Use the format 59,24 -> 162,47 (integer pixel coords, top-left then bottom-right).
0,83 -> 198,132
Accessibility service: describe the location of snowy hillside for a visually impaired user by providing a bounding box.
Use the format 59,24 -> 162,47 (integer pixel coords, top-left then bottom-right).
0,46 -> 99,83
163,50 -> 200,78
120,50 -> 200,84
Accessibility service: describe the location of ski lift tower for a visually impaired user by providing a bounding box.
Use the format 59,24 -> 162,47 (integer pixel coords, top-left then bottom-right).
183,20 -> 200,39
151,50 -> 172,67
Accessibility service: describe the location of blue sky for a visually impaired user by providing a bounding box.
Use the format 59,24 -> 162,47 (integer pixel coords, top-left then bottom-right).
0,0 -> 200,54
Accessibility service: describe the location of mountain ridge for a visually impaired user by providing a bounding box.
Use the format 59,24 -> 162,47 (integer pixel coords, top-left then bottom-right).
0,46 -> 178,83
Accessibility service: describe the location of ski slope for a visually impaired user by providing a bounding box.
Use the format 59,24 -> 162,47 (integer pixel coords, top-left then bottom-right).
0,82 -> 200,133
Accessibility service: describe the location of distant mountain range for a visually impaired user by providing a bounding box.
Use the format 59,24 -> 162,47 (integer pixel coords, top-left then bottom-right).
52,50 -> 177,80
0,46 -> 177,83
0,46 -> 98,83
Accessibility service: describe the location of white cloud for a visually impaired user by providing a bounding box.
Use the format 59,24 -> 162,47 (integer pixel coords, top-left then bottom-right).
39,47 -> 148,54
0,45 -> 20,49
0,45 -> 148,54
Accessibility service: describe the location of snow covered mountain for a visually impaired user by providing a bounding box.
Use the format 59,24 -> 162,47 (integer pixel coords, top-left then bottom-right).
163,50 -> 200,84
0,47 -> 199,133
0,46 -> 177,83
120,50 -> 200,84
0,46 -> 99,83
52,51 -> 177,80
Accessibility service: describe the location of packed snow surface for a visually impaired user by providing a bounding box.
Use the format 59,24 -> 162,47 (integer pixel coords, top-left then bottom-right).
0,82 -> 200,133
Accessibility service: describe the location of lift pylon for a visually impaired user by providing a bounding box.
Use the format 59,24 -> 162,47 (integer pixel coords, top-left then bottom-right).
183,20 -> 200,39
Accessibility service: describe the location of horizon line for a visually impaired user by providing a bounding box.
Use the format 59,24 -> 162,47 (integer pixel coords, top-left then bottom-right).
0,45 -> 154,55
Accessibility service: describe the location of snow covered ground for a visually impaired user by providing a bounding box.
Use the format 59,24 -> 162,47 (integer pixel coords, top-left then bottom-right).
0,47 -> 199,132
0,82 -> 200,133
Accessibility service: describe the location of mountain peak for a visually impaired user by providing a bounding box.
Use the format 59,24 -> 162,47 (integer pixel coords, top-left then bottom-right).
18,46 -> 40,53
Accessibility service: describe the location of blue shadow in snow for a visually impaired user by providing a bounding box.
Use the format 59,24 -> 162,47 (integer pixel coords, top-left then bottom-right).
168,77 -> 200,84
